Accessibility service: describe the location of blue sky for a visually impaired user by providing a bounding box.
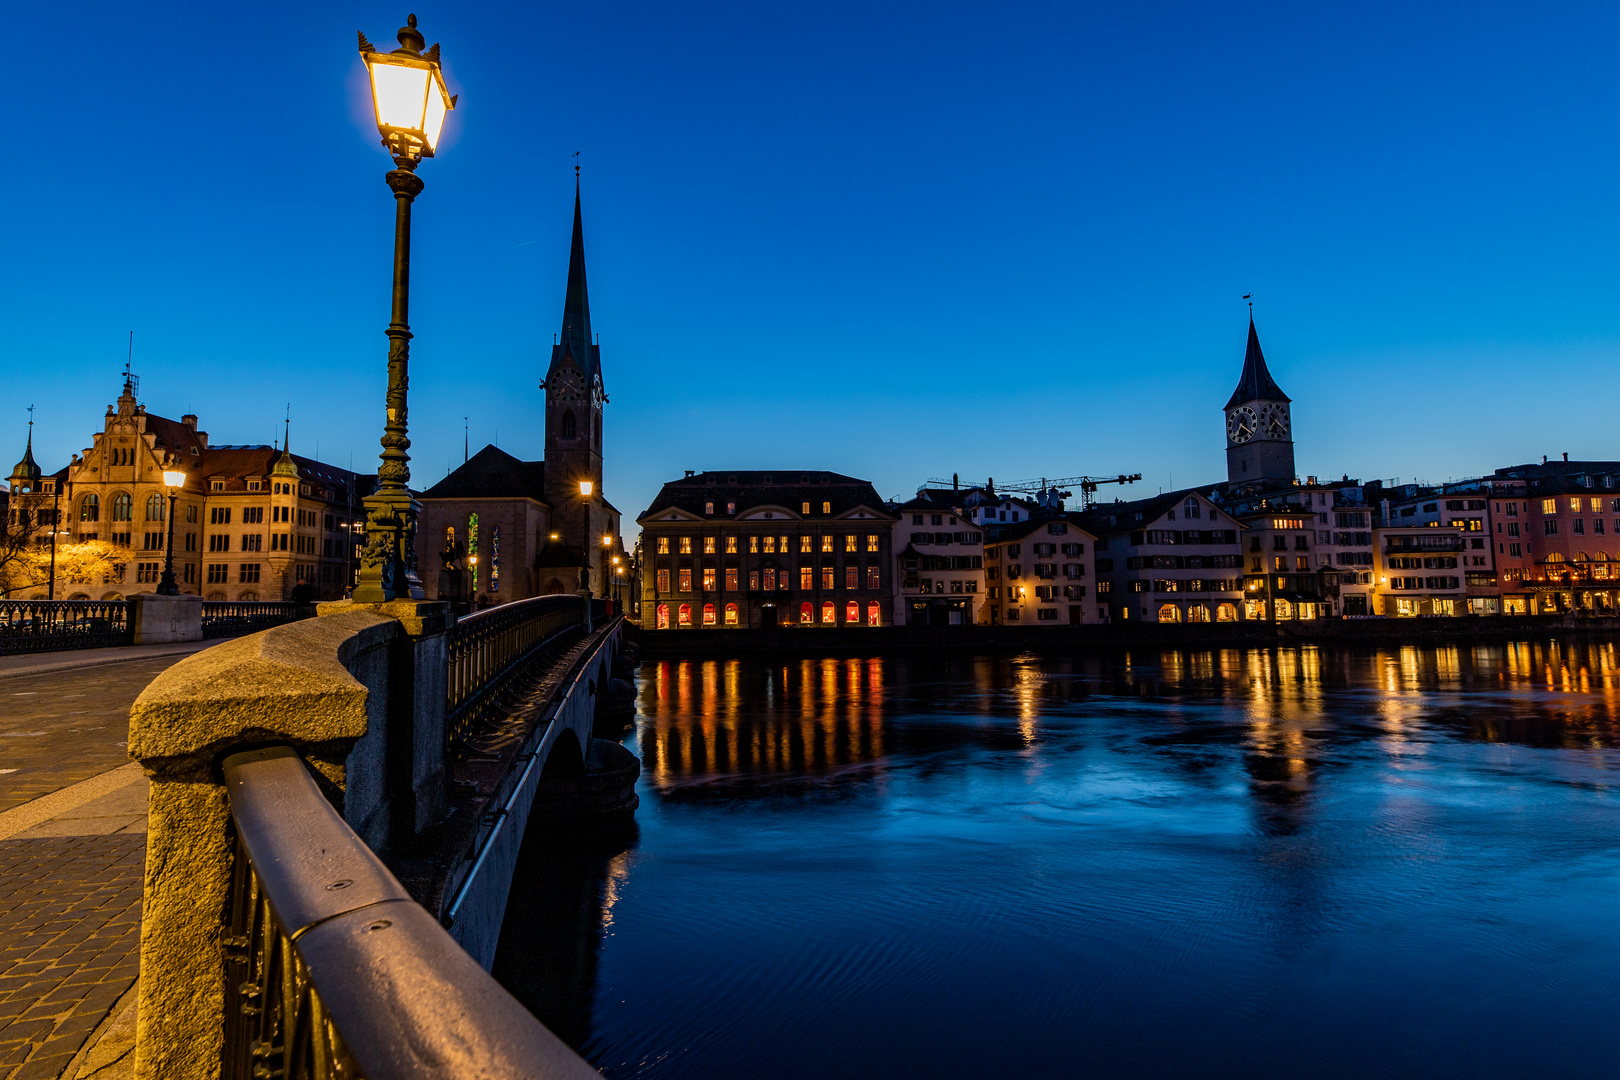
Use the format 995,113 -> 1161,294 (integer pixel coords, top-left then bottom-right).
5,2 -> 1619,525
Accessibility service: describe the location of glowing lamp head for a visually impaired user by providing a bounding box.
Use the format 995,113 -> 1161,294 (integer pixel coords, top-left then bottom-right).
549,532 -> 559,541
602,534 -> 612,547
579,480 -> 594,497
163,469 -> 186,491
359,15 -> 456,160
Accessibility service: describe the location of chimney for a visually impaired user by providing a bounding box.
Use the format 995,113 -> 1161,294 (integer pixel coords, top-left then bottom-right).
1563,452 -> 1569,462
181,414 -> 197,429
684,470 -> 694,477
1542,455 -> 1548,465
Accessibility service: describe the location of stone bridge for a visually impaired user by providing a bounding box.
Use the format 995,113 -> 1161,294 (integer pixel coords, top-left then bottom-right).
125,594 -> 637,1079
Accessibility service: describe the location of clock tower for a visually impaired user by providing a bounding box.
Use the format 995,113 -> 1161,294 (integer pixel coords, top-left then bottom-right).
1224,317 -> 1295,485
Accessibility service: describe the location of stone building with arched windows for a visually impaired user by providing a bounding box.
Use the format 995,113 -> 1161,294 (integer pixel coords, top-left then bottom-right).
2,376 -> 369,601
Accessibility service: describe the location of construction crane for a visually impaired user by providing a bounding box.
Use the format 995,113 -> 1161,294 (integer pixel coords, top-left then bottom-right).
924,473 -> 1142,510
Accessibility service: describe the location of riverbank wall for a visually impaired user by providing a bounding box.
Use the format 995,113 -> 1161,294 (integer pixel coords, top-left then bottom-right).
636,614 -> 1620,659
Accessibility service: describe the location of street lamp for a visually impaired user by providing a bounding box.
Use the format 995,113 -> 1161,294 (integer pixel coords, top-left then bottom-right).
578,480 -> 593,594
157,468 -> 185,595
352,14 -> 457,604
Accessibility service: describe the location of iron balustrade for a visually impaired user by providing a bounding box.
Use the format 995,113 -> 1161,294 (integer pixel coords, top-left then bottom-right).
0,600 -> 132,654
220,746 -> 599,1080
203,601 -> 303,640
445,595 -> 588,747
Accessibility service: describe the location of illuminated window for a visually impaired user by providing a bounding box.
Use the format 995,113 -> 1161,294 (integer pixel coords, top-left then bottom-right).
1542,499 -> 1557,515
822,502 -> 832,514
702,568 -> 716,590
750,535 -> 759,553
845,566 -> 858,589
867,566 -> 881,589
1295,556 -> 1308,570
867,602 -> 881,626
703,603 -> 716,625
727,502 -> 736,515
866,534 -> 880,552
749,571 -> 759,590
762,536 -> 776,554
845,601 -> 859,623
725,603 -> 738,625
679,536 -> 692,554
657,603 -> 669,629
678,603 -> 692,626
800,566 -> 813,589
1188,604 -> 1210,622
799,535 -> 812,553
800,602 -> 814,624
705,501 -> 714,515
656,569 -> 670,592
704,536 -> 716,554
780,536 -> 789,553
1216,603 -> 1237,622
821,535 -> 833,553
802,502 -> 811,514
822,601 -> 836,624
778,572 -> 790,590
725,536 -> 738,554
1570,498 -> 1583,512
763,568 -> 777,590
679,568 -> 692,591
843,534 -> 857,552
725,568 -> 738,590
822,567 -> 835,590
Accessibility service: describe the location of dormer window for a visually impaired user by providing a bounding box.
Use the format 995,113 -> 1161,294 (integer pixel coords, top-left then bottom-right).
727,502 -> 736,515
248,481 -> 262,491
211,480 -> 224,491
705,501 -> 714,515
822,501 -> 831,514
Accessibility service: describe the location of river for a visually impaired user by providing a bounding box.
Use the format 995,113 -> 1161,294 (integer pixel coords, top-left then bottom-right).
493,640 -> 1620,1079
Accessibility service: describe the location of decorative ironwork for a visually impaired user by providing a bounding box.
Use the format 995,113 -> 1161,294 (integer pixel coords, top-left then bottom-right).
0,600 -> 131,654
222,832 -> 363,1080
445,595 -> 587,747
203,601 -> 303,640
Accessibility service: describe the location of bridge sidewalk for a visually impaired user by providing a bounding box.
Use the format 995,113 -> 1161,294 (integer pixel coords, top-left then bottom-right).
0,644 -> 197,1079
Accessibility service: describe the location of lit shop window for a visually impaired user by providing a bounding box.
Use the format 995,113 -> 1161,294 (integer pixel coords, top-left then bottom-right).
821,601 -> 836,624
800,602 -> 814,624
725,603 -> 738,625
867,602 -> 881,626
657,604 -> 669,629
678,604 -> 692,626
845,601 -> 859,623
703,603 -> 717,625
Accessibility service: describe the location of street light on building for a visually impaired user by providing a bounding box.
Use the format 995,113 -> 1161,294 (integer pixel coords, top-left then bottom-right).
352,15 -> 457,604
578,480 -> 594,594
156,467 -> 186,596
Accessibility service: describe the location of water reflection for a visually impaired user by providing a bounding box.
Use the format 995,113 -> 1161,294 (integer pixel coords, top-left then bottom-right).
497,639 -> 1620,1080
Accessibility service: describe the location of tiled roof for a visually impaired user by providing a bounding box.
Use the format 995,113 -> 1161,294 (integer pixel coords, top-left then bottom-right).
1076,487 -> 1217,534
641,470 -> 893,521
421,445 -> 548,503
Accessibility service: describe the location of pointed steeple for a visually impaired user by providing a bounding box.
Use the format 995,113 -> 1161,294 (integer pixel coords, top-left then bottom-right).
555,170 -> 601,391
271,411 -> 299,478
9,416 -> 42,492
1225,317 -> 1290,409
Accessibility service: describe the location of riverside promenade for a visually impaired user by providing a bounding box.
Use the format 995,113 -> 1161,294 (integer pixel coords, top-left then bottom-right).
0,642 -> 210,1080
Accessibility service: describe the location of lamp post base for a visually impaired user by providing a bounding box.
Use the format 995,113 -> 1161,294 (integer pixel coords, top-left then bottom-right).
353,490 -> 424,603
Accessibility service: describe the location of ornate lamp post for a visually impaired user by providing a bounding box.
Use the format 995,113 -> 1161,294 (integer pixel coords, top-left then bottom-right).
352,15 -> 457,603
157,467 -> 186,595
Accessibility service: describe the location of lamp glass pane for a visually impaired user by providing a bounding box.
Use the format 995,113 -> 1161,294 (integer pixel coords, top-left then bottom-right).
370,61 -> 430,132
164,470 -> 186,488
423,78 -> 450,151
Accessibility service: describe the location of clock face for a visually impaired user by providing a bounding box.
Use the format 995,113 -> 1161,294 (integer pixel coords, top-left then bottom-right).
1259,403 -> 1289,440
1227,406 -> 1257,444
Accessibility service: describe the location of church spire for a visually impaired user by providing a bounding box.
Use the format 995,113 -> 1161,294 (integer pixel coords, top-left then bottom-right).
9,411 -> 42,492
556,168 -> 599,390
1225,316 -> 1290,409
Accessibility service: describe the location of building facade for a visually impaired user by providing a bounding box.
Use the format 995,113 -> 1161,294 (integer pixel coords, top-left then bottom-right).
892,489 -> 987,625
638,472 -> 897,630
4,382 -> 365,601
983,512 -> 1098,624
1080,491 -> 1246,623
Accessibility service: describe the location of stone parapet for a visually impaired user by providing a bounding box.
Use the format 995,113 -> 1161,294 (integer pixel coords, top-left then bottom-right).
129,592 -> 203,644
126,608 -> 401,1080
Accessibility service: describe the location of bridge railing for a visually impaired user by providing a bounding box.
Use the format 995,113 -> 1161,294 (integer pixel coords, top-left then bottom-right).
220,745 -> 599,1080
0,599 -> 133,654
202,600 -> 304,640
445,595 -> 587,747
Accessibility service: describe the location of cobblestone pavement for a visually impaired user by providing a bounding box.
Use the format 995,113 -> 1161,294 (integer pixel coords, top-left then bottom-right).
0,657 -> 186,814
0,835 -> 143,1080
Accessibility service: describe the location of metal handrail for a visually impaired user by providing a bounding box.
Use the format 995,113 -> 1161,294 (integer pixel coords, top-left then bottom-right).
221,746 -> 600,1080
444,595 -> 587,746
0,599 -> 132,654
202,600 -> 303,640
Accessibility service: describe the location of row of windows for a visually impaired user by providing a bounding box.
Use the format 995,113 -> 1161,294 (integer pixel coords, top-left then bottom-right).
909,532 -> 983,546
991,585 -> 1087,601
698,500 -> 839,517
656,566 -> 883,592
1126,554 -> 1243,570
988,542 -> 1085,558
1126,579 -> 1244,593
656,600 -> 882,627
1540,518 -> 1620,536
656,533 -> 883,555
1389,557 -> 1458,570
1389,576 -> 1461,590
914,580 -> 979,594
206,563 -> 263,584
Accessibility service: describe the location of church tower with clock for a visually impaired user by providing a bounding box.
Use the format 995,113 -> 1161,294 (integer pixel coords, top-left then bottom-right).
1224,317 -> 1295,485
